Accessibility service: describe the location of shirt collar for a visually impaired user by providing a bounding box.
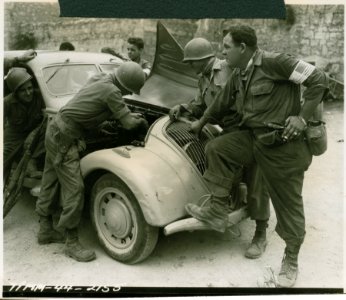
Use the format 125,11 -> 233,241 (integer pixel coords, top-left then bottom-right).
240,50 -> 258,77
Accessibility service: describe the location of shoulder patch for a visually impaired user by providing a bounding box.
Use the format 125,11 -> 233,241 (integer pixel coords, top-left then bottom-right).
289,60 -> 316,84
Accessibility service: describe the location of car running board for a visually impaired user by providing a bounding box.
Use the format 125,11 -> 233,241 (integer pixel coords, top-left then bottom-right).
163,206 -> 249,236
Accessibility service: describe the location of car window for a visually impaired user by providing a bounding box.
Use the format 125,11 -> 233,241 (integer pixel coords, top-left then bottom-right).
100,64 -> 122,74
43,64 -> 99,95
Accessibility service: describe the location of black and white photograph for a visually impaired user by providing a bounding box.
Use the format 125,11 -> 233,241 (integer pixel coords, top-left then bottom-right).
1,0 -> 344,296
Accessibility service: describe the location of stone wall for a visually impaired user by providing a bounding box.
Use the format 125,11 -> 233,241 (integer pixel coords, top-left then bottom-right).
4,3 -> 344,82
4,3 -> 197,64
220,5 -> 344,81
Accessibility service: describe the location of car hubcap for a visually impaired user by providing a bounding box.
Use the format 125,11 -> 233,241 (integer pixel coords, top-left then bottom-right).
96,188 -> 136,249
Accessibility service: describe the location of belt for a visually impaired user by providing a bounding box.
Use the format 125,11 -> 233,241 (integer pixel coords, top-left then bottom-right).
54,113 -> 83,140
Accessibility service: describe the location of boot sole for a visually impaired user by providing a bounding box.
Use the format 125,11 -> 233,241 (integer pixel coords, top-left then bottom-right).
277,276 -> 297,288
38,238 -> 65,245
64,250 -> 96,262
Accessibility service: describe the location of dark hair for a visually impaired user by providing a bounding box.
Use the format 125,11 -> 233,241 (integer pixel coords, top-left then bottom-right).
224,25 -> 257,50
127,37 -> 144,50
59,42 -> 75,51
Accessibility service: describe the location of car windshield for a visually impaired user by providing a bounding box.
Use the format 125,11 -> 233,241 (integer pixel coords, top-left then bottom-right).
43,64 -> 99,95
100,64 -> 121,74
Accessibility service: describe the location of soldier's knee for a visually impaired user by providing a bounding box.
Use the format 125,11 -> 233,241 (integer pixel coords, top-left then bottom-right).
205,139 -> 220,156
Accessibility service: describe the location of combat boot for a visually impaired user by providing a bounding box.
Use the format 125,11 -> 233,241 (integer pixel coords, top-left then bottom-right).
185,194 -> 229,232
64,228 -> 96,262
277,247 -> 299,287
37,215 -> 65,245
245,220 -> 268,259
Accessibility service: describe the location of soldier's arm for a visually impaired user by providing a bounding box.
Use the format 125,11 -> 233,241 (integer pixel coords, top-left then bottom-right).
142,61 -> 151,78
183,86 -> 207,119
266,53 -> 329,139
189,76 -> 235,135
203,74 -> 236,123
4,50 -> 36,75
268,53 -> 329,122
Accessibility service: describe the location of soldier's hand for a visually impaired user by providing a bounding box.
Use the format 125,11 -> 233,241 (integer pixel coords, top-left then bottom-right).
77,140 -> 86,152
130,112 -> 144,119
189,120 -> 204,139
120,113 -> 148,131
282,116 -> 307,141
169,105 -> 182,121
17,49 -> 36,63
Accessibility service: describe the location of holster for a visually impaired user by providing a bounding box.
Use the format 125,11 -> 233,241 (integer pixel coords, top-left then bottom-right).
254,127 -> 287,148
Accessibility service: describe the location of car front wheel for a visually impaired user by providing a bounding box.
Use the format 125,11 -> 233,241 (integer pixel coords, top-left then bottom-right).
90,173 -> 159,264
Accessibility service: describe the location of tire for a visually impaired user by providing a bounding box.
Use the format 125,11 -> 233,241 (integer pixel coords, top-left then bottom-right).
90,173 -> 159,264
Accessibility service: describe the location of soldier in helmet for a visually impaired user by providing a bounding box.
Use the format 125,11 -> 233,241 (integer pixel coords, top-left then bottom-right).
4,67 -> 45,183
170,37 -> 270,260
169,37 -> 237,130
35,61 -> 148,262
187,25 -> 329,287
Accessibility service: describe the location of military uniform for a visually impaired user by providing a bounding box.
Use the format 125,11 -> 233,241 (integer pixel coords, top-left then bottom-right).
183,57 -> 270,221
36,72 -> 131,230
3,91 -> 44,181
202,49 -> 329,247
134,57 -> 151,77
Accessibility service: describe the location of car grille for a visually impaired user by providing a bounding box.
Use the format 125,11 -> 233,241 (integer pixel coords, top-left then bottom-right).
165,122 -> 213,175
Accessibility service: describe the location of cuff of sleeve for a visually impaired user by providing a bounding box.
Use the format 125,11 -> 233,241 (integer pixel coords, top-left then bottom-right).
115,106 -> 131,120
143,69 -> 151,76
180,103 -> 193,114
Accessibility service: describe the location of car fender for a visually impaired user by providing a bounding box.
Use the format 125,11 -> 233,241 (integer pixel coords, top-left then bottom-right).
81,145 -> 209,227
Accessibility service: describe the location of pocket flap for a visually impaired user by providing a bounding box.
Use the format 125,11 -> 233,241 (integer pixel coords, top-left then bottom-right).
251,81 -> 274,96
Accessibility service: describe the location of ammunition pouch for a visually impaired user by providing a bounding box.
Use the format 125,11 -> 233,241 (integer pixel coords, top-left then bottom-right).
304,121 -> 327,156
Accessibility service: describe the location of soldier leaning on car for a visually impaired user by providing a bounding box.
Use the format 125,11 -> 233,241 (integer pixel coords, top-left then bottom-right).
35,61 -> 149,262
169,37 -> 270,260
3,65 -> 45,184
127,37 -> 152,78
187,25 -> 329,287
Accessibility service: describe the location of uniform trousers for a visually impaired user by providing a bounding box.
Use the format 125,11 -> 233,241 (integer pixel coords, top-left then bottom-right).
36,120 -> 84,230
203,129 -> 312,246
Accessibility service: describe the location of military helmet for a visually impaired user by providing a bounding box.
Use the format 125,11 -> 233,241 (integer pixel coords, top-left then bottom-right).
183,38 -> 214,62
5,67 -> 32,92
115,61 -> 145,95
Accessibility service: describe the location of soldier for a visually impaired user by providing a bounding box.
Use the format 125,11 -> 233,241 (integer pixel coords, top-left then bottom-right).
35,62 -> 148,262
4,67 -> 45,183
127,37 -> 151,78
187,25 -> 329,287
170,37 -> 270,260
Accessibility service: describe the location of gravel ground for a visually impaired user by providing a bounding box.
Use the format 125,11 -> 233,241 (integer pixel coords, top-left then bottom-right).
2,101 -> 344,295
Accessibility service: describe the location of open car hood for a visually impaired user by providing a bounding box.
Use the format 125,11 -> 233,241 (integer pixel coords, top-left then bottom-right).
125,21 -> 198,111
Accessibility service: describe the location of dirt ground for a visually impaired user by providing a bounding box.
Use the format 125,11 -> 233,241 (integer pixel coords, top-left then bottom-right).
2,101 -> 344,293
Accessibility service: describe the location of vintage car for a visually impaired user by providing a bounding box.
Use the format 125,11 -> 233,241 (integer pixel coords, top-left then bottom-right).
4,22 -> 248,264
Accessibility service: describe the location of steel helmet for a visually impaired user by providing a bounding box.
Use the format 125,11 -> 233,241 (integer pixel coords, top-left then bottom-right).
183,38 -> 214,62
5,67 -> 32,92
115,61 -> 145,95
